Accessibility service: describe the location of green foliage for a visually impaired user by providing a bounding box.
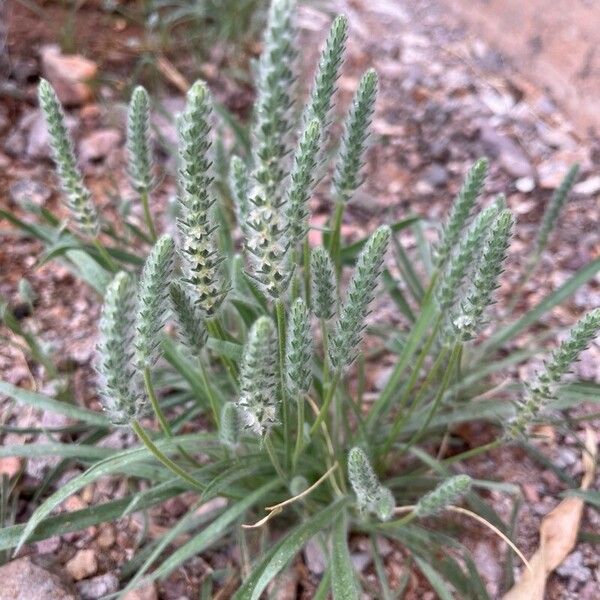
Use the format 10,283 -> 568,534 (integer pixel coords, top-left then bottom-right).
3,2 -> 599,597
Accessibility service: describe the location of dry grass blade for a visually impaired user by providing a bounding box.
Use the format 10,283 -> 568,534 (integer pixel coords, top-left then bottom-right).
503,427 -> 597,600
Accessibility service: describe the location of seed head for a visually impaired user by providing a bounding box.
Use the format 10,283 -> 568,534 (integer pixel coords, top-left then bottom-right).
127,86 -> 153,196
169,282 -> 207,358
286,298 -> 313,399
135,235 -> 175,368
311,247 -> 337,320
237,316 -> 279,436
220,402 -> 243,448
415,475 -> 472,518
97,272 -> 144,424
38,79 -> 98,236
329,226 -> 390,369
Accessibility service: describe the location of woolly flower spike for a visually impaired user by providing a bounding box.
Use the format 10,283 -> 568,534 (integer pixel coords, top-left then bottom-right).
452,209 -> 513,342
437,197 -> 504,311
178,80 -> 228,315
245,0 -> 296,298
329,226 -> 390,369
435,158 -> 488,268
286,119 -> 322,248
135,235 -> 175,368
286,298 -> 312,399
311,247 -> 337,320
220,402 -> 243,448
127,86 -> 153,195
252,0 -> 297,205
348,447 -> 395,521
508,308 -> 600,439
97,272 -> 144,425
169,282 -> 207,358
237,317 -> 279,436
303,14 -> 348,128
38,79 -> 98,236
230,156 -> 250,234
331,69 -> 378,204
532,164 -> 579,261
415,475 -> 472,518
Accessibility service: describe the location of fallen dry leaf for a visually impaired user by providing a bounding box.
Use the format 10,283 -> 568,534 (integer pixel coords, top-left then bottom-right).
503,427 -> 597,600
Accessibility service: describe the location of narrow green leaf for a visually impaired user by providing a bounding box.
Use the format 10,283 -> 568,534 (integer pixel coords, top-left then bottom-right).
234,497 -> 350,600
0,381 -> 110,426
331,512 -> 359,600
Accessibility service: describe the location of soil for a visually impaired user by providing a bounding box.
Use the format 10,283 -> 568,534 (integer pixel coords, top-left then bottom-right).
1,0 -> 599,598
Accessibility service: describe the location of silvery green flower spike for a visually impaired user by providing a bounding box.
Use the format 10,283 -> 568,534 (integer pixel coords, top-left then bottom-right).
331,68 -> 378,204
437,197 -> 504,311
329,225 -> 390,369
311,247 -> 337,320
237,316 -> 279,436
415,475 -> 472,518
245,0 -> 297,297
452,209 -> 513,342
38,79 -> 99,236
348,447 -> 394,521
135,235 -> 175,368
303,14 -> 348,129
177,80 -> 229,315
286,118 -> 322,248
97,272 -> 143,425
532,163 -> 579,261
169,282 -> 207,358
220,402 -> 242,448
286,298 -> 312,399
508,308 -> 600,439
127,86 -> 153,197
435,158 -> 488,268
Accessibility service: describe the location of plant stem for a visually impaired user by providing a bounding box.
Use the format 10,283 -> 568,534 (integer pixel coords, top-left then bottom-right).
310,368 -> 341,435
144,366 -> 201,467
206,318 -> 238,383
264,434 -> 286,482
92,238 -> 118,272
292,395 -> 305,469
140,189 -> 157,242
328,200 -> 345,276
275,299 -> 290,470
198,359 -> 220,426
131,421 -> 204,492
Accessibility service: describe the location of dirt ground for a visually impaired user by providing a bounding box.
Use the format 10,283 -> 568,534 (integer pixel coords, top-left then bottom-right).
1,0 -> 599,598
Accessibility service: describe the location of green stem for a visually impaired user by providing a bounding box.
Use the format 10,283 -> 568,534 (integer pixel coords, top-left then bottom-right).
141,189 -> 157,242
292,395 -> 305,469
310,369 -> 341,436
206,318 -> 238,383
275,299 -> 290,470
144,367 -> 200,467
199,359 -> 220,426
328,201 -> 345,276
264,434 -> 286,482
92,238 -> 118,272
400,343 -> 463,456
131,421 -> 204,492
441,438 -> 502,466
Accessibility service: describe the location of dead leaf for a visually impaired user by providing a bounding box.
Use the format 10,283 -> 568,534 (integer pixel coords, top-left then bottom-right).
503,427 -> 597,600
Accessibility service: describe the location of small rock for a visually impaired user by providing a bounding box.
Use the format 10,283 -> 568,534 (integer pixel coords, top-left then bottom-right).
65,549 -> 98,581
79,129 -> 121,163
76,573 -> 119,600
422,163 -> 449,188
0,555 -> 79,599
9,180 -> 52,208
555,447 -> 577,469
479,124 -> 533,178
573,176 -> 600,196
515,176 -> 535,193
351,551 -> 372,573
122,584 -> 159,600
556,551 -> 591,583
304,536 -> 327,575
0,456 -> 21,478
96,524 -> 116,549
40,45 -> 97,106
